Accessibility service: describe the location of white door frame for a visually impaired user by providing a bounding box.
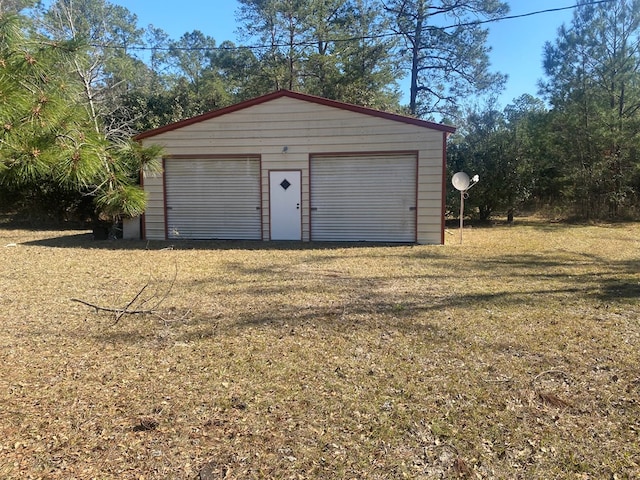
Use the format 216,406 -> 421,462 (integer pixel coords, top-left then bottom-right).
269,170 -> 302,240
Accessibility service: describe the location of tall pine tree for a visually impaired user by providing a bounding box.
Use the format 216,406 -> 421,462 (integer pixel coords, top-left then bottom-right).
542,0 -> 640,218
0,14 -> 161,223
383,0 -> 508,118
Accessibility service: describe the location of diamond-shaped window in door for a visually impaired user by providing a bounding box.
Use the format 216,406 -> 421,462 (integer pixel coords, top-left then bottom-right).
280,179 -> 291,191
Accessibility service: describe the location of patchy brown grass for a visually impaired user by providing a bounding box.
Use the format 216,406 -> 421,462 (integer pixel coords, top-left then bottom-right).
1,220 -> 639,479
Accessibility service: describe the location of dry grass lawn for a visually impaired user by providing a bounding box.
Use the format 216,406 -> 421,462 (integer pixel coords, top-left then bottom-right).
0,220 -> 639,479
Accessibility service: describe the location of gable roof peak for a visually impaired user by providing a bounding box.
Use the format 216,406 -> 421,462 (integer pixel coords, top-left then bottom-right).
135,89 -> 456,140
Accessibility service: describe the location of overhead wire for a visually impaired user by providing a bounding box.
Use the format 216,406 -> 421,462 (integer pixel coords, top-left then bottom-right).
87,0 -> 617,53
447,0 -> 615,29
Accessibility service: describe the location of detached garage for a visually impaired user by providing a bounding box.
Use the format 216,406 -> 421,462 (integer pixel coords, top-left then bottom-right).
135,90 -> 455,244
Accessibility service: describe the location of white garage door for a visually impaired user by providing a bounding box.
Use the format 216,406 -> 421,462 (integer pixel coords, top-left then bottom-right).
310,154 -> 417,242
165,157 -> 261,240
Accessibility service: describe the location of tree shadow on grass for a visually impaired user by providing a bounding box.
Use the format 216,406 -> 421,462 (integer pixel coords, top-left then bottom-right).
27,225 -> 634,347
21,232 -> 426,252
82,276 -> 638,384
88,269 -> 638,346
446,217 -> 639,230
597,279 -> 640,300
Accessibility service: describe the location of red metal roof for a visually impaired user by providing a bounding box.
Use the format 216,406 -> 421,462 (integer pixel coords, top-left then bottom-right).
134,89 -> 456,140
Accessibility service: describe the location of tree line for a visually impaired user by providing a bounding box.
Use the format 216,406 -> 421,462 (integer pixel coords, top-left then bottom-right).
451,0 -> 640,221
1,0 -> 639,225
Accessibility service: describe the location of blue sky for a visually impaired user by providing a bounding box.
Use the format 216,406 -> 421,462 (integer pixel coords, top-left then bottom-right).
111,0 -> 576,109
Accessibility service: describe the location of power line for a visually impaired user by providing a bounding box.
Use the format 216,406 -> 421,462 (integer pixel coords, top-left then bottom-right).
87,0 -> 617,54
449,0 -> 615,30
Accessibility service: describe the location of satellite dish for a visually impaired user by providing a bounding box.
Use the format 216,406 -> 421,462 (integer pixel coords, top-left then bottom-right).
452,172 -> 471,191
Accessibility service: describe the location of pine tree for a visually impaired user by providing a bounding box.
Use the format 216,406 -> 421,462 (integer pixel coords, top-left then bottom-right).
542,0 -> 640,218
0,14 -> 161,223
236,0 -> 401,109
383,0 -> 508,118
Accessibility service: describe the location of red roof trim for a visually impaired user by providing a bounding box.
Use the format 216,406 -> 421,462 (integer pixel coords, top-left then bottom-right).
134,90 -> 456,140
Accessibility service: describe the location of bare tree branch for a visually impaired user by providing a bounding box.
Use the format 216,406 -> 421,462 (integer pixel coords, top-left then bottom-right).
71,262 -> 178,326
71,296 -> 154,316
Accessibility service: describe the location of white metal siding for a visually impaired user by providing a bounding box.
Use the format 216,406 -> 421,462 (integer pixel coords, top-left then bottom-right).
165,157 -> 261,240
310,154 -> 417,242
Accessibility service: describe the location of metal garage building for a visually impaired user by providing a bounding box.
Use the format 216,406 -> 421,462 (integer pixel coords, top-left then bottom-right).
135,90 -> 455,244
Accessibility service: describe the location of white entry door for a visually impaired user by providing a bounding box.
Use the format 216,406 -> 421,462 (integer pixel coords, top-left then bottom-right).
270,170 -> 302,240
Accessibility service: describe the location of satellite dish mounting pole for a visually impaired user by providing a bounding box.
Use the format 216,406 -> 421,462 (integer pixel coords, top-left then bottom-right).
451,172 -> 479,245
459,190 -> 464,244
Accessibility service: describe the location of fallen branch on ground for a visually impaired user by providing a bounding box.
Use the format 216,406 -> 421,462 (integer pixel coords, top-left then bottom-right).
71,296 -> 154,315
72,263 -> 178,325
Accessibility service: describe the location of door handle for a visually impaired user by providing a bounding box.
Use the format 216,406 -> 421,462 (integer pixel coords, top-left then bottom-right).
296,203 -> 300,210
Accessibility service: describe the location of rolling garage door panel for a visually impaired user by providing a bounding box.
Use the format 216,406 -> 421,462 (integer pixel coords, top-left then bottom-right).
310,154 -> 417,242
165,158 -> 261,240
